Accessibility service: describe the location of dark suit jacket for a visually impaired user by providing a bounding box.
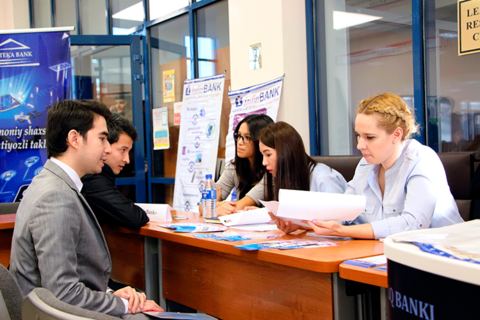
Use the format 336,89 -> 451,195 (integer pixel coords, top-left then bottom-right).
9,160 -> 126,316
81,164 -> 149,229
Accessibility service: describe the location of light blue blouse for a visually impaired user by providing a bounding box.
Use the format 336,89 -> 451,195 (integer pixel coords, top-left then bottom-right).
345,139 -> 464,239
310,163 -> 348,194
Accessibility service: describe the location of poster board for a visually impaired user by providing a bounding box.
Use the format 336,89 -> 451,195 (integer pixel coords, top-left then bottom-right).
225,75 -> 284,165
0,28 -> 72,202
172,73 -> 225,212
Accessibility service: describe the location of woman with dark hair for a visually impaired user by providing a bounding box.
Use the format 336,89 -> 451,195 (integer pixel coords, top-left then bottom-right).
258,122 -> 347,231
199,114 -> 274,216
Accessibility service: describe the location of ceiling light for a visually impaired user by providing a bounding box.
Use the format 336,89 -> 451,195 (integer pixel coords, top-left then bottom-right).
112,2 -> 144,22
333,11 -> 382,30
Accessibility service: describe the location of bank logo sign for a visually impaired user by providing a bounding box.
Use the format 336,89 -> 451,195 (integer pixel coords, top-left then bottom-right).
0,38 -> 39,67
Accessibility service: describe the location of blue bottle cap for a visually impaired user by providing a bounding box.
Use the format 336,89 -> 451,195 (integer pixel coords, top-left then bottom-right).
206,174 -> 212,179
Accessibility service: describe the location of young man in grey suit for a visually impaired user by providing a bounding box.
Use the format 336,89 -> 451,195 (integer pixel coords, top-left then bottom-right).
9,100 -> 163,318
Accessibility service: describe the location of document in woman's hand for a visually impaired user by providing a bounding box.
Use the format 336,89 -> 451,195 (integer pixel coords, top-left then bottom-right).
275,190 -> 366,227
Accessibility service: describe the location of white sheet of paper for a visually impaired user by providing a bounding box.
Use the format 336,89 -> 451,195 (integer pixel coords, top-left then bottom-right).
276,189 -> 365,227
229,223 -> 278,231
218,208 -> 271,226
136,203 -> 173,223
259,200 -> 279,215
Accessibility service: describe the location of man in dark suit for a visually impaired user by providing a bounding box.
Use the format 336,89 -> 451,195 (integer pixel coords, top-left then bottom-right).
9,100 -> 162,318
82,113 -> 149,230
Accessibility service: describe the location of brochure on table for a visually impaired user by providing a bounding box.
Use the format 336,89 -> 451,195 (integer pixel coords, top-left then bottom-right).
260,190 -> 365,228
343,255 -> 387,268
225,76 -> 283,165
172,73 -> 225,213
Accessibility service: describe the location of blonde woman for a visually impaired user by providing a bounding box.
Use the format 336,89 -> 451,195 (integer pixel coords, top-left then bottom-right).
274,93 -> 464,238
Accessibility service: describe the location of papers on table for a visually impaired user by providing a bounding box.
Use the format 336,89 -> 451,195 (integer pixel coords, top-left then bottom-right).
194,231 -> 280,241
218,208 -> 278,231
262,190 -> 365,227
343,254 -> 387,268
158,223 -> 227,233
234,239 -> 338,251
136,203 -> 173,223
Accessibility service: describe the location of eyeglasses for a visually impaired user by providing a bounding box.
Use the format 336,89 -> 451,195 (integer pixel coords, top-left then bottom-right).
234,133 -> 253,144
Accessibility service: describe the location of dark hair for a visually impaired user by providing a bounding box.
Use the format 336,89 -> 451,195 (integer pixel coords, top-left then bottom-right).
233,114 -> 274,198
46,100 -> 111,158
107,113 -> 138,144
259,121 -> 316,201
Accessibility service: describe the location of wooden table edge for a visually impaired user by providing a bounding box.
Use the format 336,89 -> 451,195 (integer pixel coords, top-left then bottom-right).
0,214 -> 15,230
339,263 -> 388,288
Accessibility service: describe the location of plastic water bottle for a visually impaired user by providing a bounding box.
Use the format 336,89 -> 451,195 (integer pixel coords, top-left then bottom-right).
202,174 -> 217,219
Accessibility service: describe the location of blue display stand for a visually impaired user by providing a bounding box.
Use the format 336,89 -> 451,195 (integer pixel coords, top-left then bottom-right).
384,223 -> 480,320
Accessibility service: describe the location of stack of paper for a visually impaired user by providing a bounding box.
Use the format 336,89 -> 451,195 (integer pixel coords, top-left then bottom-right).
218,208 -> 278,231
261,190 -> 365,228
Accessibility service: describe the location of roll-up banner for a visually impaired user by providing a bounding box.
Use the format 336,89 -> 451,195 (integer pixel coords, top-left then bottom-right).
0,27 -> 72,202
172,73 -> 225,212
225,75 -> 284,165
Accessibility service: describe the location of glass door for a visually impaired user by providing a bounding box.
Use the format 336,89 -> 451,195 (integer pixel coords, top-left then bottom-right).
70,35 -> 146,202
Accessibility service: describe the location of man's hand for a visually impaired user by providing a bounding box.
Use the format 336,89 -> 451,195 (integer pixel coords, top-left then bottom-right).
141,300 -> 164,313
113,286 -> 146,314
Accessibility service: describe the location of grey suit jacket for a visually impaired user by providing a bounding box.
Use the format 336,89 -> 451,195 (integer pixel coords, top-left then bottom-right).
10,160 -> 126,317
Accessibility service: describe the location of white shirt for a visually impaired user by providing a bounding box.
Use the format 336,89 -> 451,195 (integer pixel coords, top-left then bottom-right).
50,157 -> 83,192
310,163 -> 348,193
345,140 -> 464,239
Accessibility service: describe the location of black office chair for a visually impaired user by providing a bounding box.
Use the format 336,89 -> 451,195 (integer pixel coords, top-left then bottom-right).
0,263 -> 120,320
22,288 -> 120,320
0,263 -> 23,320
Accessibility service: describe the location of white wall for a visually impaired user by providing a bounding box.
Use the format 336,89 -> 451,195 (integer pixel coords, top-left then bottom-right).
228,0 -> 310,153
0,0 -> 29,30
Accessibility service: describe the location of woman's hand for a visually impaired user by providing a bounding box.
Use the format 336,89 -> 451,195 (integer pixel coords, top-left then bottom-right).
306,219 -> 343,236
268,212 -> 303,234
243,206 -> 259,211
216,201 -> 237,216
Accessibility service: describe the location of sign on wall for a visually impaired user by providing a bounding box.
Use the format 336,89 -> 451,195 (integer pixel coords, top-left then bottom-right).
172,73 -> 225,212
0,29 -> 72,203
224,75 -> 284,165
458,0 -> 480,56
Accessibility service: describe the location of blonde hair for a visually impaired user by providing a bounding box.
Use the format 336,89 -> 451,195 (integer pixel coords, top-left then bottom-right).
357,93 -> 418,140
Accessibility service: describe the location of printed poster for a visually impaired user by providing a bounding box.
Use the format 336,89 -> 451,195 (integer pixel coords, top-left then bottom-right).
163,69 -> 175,102
225,75 -> 284,164
173,102 -> 182,125
152,107 -> 169,150
0,29 -> 71,203
172,73 -> 225,212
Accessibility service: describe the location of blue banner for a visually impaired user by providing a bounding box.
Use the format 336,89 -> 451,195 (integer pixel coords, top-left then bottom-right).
0,31 -> 71,202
